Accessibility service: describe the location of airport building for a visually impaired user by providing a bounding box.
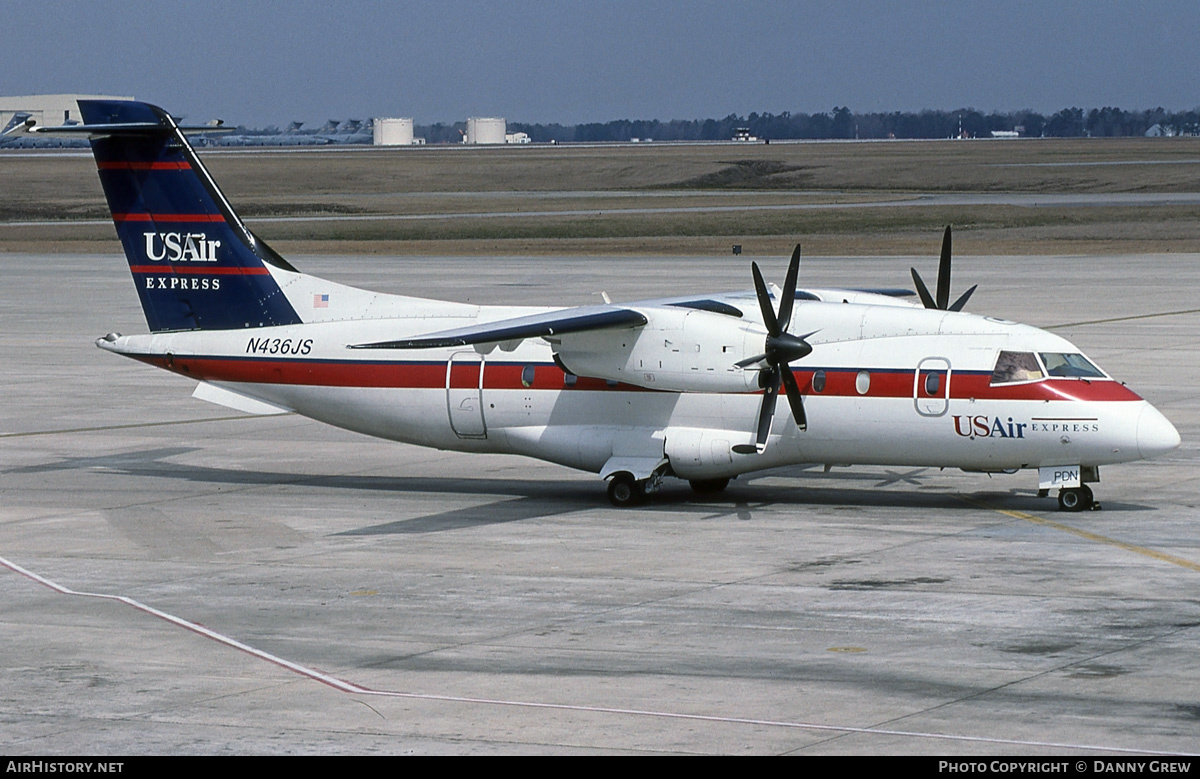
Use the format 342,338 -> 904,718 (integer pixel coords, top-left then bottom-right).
1,93 -> 134,129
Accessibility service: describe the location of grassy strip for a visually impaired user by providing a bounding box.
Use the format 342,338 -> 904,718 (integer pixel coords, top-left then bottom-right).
5,137 -> 1200,255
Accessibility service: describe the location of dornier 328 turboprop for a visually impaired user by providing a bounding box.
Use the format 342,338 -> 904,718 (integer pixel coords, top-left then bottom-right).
63,100 -> 1180,510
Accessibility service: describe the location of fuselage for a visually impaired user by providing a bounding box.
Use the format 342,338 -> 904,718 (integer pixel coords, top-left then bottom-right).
98,277 -> 1180,483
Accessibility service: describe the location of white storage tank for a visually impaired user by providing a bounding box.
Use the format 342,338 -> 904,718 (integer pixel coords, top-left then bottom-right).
373,117 -> 414,146
465,117 -> 506,144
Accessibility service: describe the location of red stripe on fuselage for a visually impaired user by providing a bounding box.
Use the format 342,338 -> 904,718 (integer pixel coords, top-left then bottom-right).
953,374 -> 1140,402
113,213 -> 225,222
796,369 -> 1141,403
126,355 -> 1144,401
135,356 -> 644,392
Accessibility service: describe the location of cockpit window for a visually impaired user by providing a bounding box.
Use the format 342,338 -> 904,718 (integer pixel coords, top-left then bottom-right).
1039,352 -> 1106,379
990,351 -> 1044,385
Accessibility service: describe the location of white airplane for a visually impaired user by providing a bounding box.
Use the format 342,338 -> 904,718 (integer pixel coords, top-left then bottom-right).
65,100 -> 1180,510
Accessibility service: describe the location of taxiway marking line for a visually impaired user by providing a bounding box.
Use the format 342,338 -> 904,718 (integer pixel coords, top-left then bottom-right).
965,499 -> 1200,573
1049,307 -> 1200,329
1,553 -> 1194,756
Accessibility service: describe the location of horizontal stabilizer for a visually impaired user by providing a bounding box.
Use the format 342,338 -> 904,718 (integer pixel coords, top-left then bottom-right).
32,121 -> 229,135
25,101 -> 228,137
349,306 -> 647,350
192,382 -> 293,415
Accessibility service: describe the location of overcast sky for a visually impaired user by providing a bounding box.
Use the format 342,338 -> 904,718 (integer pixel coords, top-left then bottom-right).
5,1 -> 1199,127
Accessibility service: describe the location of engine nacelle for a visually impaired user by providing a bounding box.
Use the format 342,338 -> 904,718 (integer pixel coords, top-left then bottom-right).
664,427 -> 743,478
553,307 -> 765,393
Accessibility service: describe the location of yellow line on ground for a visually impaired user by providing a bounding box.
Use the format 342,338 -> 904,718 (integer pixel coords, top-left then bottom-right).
964,497 -> 1200,573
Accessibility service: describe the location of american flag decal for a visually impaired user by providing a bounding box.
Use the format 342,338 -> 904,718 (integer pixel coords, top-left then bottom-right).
314,293 -> 329,308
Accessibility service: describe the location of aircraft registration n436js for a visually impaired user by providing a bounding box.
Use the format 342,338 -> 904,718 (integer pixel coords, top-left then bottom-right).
63,101 -> 1180,510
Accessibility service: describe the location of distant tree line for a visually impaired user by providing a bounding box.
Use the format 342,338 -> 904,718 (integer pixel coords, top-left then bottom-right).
418,123 -> 466,144
481,107 -> 1200,143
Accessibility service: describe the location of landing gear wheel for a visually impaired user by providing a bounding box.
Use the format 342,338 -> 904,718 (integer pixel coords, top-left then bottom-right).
1058,485 -> 1094,512
607,472 -> 645,508
689,478 -> 730,494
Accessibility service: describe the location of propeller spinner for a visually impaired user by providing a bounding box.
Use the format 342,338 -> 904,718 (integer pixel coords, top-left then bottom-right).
732,244 -> 812,455
910,225 -> 977,312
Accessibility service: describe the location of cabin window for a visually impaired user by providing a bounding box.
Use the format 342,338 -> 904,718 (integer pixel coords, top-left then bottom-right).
521,365 -> 536,388
924,371 -> 940,395
812,370 -> 826,393
990,351 -> 1044,385
563,372 -> 577,387
855,370 -> 870,395
1039,352 -> 1106,379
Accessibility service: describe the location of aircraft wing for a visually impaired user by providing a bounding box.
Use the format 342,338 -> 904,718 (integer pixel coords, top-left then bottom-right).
349,305 -> 647,350
848,288 -> 915,298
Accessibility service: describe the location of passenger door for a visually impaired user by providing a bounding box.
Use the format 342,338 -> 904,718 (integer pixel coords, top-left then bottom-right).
914,357 -> 951,417
446,352 -> 487,438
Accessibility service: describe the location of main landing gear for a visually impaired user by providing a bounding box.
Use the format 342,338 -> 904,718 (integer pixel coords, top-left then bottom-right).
606,473 -> 644,507
607,472 -> 730,507
1058,485 -> 1098,512
607,472 -> 669,507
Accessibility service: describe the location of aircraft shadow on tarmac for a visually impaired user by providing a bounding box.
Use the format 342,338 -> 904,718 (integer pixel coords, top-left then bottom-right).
6,445 -> 1161,534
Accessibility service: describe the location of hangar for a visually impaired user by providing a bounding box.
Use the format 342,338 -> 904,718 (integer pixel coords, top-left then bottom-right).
0,93 -> 134,129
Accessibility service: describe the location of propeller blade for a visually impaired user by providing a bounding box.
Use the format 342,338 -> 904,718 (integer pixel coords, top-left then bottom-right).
949,284 -> 977,312
777,244 -> 801,333
936,225 -> 952,310
735,353 -> 769,368
738,251 -> 815,453
910,267 -> 937,309
780,367 -> 807,430
912,226 -> 973,312
750,261 -> 779,336
755,368 -> 781,448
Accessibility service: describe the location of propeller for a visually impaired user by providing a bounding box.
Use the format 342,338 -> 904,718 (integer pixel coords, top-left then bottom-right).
910,225 -> 977,312
732,244 -> 812,455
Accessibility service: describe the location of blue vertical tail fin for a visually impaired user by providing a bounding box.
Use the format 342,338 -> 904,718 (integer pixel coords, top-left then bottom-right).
78,100 -> 301,332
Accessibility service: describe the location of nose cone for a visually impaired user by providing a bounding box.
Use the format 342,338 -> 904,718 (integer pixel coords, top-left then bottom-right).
1137,403 -> 1181,460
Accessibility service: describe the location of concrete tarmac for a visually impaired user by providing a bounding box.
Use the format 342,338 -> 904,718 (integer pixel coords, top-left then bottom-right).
1,251 -> 1197,755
